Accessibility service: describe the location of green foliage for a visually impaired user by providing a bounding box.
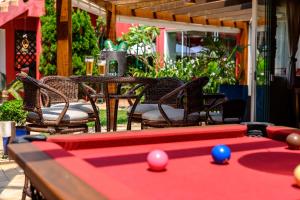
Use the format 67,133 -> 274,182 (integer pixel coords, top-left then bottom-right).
72,10 -> 99,75
87,109 -> 128,127
256,52 -> 266,86
39,0 -> 100,75
95,16 -> 106,50
39,0 -> 57,75
119,25 -> 160,47
6,79 -> 23,100
0,100 -> 27,126
119,25 -> 160,70
129,36 -> 241,93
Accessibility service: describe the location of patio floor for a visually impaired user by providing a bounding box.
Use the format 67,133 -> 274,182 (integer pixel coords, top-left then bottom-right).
0,122 -> 141,200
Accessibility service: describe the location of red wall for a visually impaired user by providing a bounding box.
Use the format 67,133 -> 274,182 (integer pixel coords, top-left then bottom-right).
2,17 -> 39,83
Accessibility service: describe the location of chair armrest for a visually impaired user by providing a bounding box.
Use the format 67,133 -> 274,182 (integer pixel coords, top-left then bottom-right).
40,89 -> 50,107
125,83 -> 145,106
39,83 -> 70,125
80,82 -> 99,116
157,83 -> 188,125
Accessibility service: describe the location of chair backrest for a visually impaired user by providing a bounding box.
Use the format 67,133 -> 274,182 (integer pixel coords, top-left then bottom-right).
144,77 -> 184,105
16,73 -> 42,112
40,76 -> 79,104
183,77 -> 209,114
222,99 -> 246,121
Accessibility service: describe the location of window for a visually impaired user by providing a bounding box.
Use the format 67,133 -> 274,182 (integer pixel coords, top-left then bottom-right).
166,31 -> 237,61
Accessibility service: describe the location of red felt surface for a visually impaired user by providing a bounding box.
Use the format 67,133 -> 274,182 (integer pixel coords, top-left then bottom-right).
47,124 -> 246,150
267,126 -> 300,141
34,133 -> 300,200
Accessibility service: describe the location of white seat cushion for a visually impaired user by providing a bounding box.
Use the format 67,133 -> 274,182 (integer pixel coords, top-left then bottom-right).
51,102 -> 95,114
142,108 -> 200,122
127,104 -> 173,115
209,112 -> 241,123
28,107 -> 89,121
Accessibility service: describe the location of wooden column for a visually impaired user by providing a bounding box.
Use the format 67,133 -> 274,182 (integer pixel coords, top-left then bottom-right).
106,4 -> 116,42
236,21 -> 249,85
106,3 -> 118,131
56,0 -> 72,76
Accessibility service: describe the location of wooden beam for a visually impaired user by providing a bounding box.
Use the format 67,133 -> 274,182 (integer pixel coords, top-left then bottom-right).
56,0 -> 72,76
205,8 -> 253,19
90,0 -> 107,8
120,0 -> 180,9
140,0 -> 188,12
106,4 -> 117,41
110,0 -> 151,5
171,0 -> 251,15
190,2 -> 251,17
155,11 -> 174,21
134,8 -> 154,18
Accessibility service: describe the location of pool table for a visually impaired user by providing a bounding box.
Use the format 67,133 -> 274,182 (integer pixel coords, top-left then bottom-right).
8,124 -> 300,200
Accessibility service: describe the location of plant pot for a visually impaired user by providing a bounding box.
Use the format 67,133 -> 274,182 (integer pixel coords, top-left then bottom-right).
16,126 -> 29,137
0,121 -> 15,156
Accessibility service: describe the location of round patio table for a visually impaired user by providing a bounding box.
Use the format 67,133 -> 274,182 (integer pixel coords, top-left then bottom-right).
71,76 -> 157,131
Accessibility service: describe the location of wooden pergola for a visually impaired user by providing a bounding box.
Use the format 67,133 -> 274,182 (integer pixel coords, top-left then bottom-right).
56,0 -> 265,124
56,0 -> 265,78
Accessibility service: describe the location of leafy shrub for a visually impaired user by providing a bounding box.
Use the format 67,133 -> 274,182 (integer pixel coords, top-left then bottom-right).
39,0 -> 100,75
0,100 -> 27,126
128,36 -> 241,93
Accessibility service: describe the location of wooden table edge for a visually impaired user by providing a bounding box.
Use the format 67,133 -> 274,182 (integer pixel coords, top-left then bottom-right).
8,143 -> 106,200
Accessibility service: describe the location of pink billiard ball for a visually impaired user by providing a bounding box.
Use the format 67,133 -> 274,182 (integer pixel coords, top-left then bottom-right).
147,150 -> 169,171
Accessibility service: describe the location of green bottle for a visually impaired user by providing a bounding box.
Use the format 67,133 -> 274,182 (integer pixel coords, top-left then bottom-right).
104,40 -> 116,51
117,41 -> 128,52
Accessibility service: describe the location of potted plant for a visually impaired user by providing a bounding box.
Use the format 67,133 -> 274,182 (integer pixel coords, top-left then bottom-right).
0,100 -> 28,136
0,100 -> 27,157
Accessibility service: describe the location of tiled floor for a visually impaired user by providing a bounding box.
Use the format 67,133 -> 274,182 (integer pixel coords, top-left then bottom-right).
0,161 -> 26,200
0,123 -> 141,200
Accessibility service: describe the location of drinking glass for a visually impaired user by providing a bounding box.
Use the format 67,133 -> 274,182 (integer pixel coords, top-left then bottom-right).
97,54 -> 106,76
85,56 -> 94,75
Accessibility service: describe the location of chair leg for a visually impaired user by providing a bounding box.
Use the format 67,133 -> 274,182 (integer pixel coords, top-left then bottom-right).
141,121 -> 147,130
22,176 -> 30,200
94,119 -> 101,132
84,125 -> 89,133
127,118 -> 132,130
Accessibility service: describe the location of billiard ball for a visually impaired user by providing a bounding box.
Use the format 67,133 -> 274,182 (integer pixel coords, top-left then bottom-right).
147,150 -> 168,171
294,164 -> 300,187
286,133 -> 300,150
211,144 -> 231,164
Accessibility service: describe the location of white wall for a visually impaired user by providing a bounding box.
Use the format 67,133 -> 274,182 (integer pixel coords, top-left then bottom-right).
0,29 -> 5,75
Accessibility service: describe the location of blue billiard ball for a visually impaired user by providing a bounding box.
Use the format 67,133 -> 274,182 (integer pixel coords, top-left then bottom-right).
211,144 -> 231,164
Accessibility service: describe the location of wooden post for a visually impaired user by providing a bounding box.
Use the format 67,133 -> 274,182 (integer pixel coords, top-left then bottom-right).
236,21 -> 249,85
56,0 -> 72,76
106,3 -> 118,131
106,4 -> 116,42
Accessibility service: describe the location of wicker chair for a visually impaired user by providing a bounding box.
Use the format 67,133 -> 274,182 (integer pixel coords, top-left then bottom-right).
17,73 -> 89,134
141,77 -> 209,128
127,77 -> 184,128
40,76 -> 101,132
207,98 -> 247,124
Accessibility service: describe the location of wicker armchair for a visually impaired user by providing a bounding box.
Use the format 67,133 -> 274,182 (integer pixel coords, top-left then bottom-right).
207,98 -> 246,124
127,77 -> 184,128
40,76 -> 101,132
17,73 -> 89,134
141,77 -> 209,128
